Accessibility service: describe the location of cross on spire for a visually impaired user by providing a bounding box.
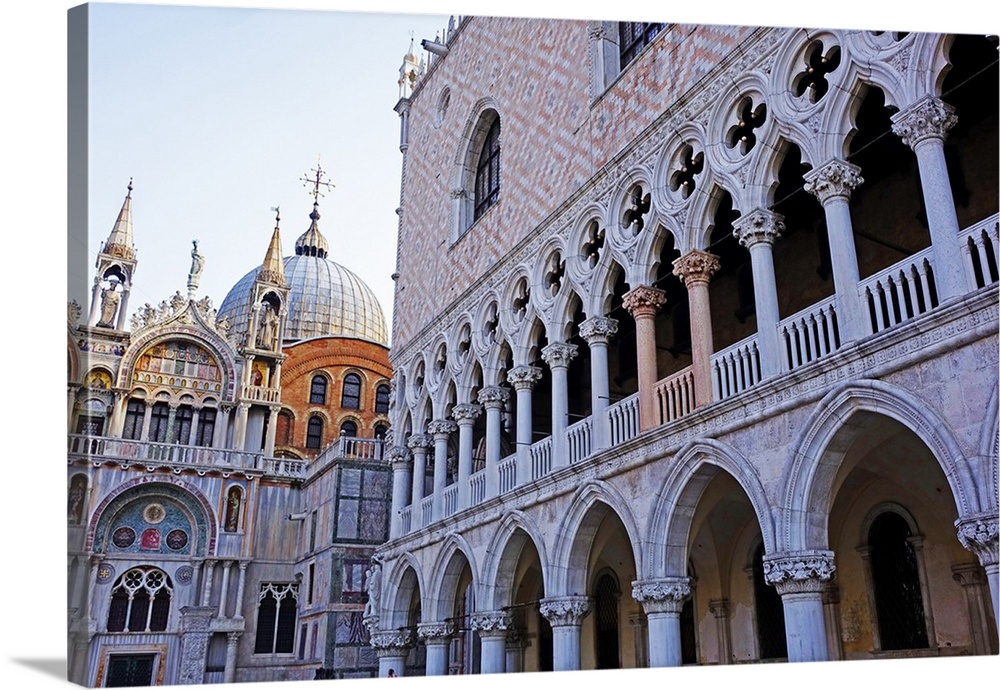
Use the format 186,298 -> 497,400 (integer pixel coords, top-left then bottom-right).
301,157 -> 335,202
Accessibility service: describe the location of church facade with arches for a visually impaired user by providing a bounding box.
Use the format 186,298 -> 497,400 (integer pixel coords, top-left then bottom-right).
375,16 -> 998,676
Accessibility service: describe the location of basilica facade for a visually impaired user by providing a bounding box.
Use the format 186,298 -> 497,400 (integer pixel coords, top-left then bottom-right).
67,174 -> 394,686
373,16 -> 999,676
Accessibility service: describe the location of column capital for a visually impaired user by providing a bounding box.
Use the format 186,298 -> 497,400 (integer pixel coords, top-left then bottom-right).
803,158 -> 864,204
762,550 -> 836,595
451,403 -> 483,425
733,208 -> 785,249
539,596 -> 591,626
506,365 -> 543,390
622,285 -> 667,318
956,513 -> 998,567
470,610 -> 512,637
631,577 -> 691,614
369,630 -> 414,655
891,95 -> 958,149
426,419 -> 458,438
579,315 -> 619,345
417,621 -> 455,642
406,433 -> 433,451
477,385 -> 509,409
385,445 -> 412,468
672,250 -> 721,288
708,598 -> 730,618
541,341 -> 578,369
226,631 -> 243,644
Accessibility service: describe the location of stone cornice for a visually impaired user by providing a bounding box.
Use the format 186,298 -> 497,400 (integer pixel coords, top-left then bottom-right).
956,513 -> 999,567
762,550 -> 836,595
891,95 -> 957,149
539,596 -> 591,626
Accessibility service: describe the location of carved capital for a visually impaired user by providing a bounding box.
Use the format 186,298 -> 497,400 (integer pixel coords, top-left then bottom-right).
470,610 -> 512,636
632,577 -> 691,614
506,365 -> 543,390
956,513 -> 999,567
803,159 -> 864,203
385,445 -> 412,468
579,316 -> 619,345
477,385 -> 509,409
426,419 -> 458,437
672,250 -> 721,287
541,342 -> 578,369
709,599 -> 730,619
891,96 -> 957,149
451,403 -> 483,425
622,285 -> 667,318
539,596 -> 591,626
733,208 -> 785,249
763,550 -> 836,595
417,621 -> 455,642
369,630 -> 413,654
406,433 -> 433,451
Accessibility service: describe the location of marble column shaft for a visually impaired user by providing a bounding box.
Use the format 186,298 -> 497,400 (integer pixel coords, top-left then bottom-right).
734,209 -> 784,378
673,250 -> 720,408
763,550 -> 836,662
622,286 -> 666,431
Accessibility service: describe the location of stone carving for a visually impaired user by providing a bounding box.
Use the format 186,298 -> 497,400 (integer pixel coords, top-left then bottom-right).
169,290 -> 186,313
426,419 -> 458,437
406,433 -> 433,451
369,629 -> 413,653
451,403 -> 483,423
256,304 -> 280,350
541,341 -> 578,368
622,285 -> 667,317
632,577 -> 692,614
470,610 -> 512,634
579,316 -> 618,344
506,365 -> 543,390
956,513 -> 999,566
187,240 -> 205,296
762,550 -> 836,594
97,283 -> 121,327
891,95 -> 957,149
539,596 -> 591,626
385,445 -> 411,467
68,300 -> 82,327
362,555 -> 383,629
477,385 -> 509,408
673,250 -> 721,287
733,208 -> 785,248
803,159 -> 864,203
417,621 -> 455,641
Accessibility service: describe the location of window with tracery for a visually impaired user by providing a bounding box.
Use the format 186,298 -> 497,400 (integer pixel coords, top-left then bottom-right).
309,375 -> 327,405
619,21 -> 665,69
594,572 -> 621,669
106,567 -> 173,633
175,405 -> 194,445
253,583 -> 299,655
474,117 -> 501,221
341,374 -> 362,410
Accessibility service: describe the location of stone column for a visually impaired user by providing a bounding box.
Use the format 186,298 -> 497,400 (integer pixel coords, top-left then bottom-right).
427,419 -> 457,522
673,250 -> 720,409
803,159 -> 867,342
200,559 -> 217,607
140,400 -> 154,441
452,403 -> 482,510
177,606 -> 215,685
407,433 -> 432,511
386,445 -> 412,538
165,403 -> 179,443
478,386 -> 509,499
957,513 -> 999,626
214,404 -> 232,449
233,402 -> 250,451
234,561 -> 248,619
223,631 -> 242,683
539,596 -> 591,672
471,610 -> 512,675
622,286 -> 667,431
952,564 -> 995,655
263,406 -> 279,457
579,316 -> 618,450
507,366 -> 542,485
107,392 -> 127,438
116,284 -> 132,331
541,342 -> 578,469
709,599 -> 732,664
632,577 -> 691,667
762,550 -> 836,662
505,627 -> 527,673
891,96 -> 965,301
733,209 -> 785,378
418,621 -> 455,676
188,407 -> 201,445
370,630 -> 413,677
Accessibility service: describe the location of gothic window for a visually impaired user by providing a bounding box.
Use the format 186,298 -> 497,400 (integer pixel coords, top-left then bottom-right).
195,408 -> 216,447
106,567 -> 173,633
148,402 -> 170,443
340,420 -> 358,438
341,374 -> 362,410
474,116 -> 501,221
594,571 -> 621,669
253,583 -> 299,655
174,405 -> 194,445
123,399 -> 145,440
752,543 -> 787,659
306,415 -> 324,450
619,21 -> 665,69
309,375 -> 327,405
868,511 -> 930,650
374,384 -> 391,414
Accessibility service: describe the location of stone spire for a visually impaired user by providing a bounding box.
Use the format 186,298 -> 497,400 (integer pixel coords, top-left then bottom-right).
398,36 -> 421,100
101,178 -> 136,261
258,208 -> 286,287
88,179 -> 139,330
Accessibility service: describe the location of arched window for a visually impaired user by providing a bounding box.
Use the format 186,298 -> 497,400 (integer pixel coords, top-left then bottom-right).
309,375 -> 327,405
594,571 -> 620,669
195,407 -> 216,447
868,511 -> 929,650
341,374 -> 362,410
374,423 -> 389,440
306,416 -> 324,450
107,567 -> 173,633
340,420 -> 358,438
375,384 -> 391,414
148,402 -> 170,443
474,117 -> 501,221
752,543 -> 787,659
174,405 -> 194,445
253,583 -> 299,655
123,399 -> 145,440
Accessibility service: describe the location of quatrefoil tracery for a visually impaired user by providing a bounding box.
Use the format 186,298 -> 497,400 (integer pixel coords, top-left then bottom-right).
623,185 -> 652,236
545,252 -> 566,296
669,145 -> 704,199
727,97 -> 767,156
583,221 -> 605,269
793,41 -> 841,103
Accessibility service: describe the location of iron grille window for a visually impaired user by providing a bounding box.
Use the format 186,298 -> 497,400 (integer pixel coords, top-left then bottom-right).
375,384 -> 391,414
148,402 -> 170,443
195,408 -> 216,447
123,399 -> 145,440
105,654 -> 156,687
174,405 -> 194,445
680,597 -> 697,664
594,573 -> 620,669
474,118 -> 501,221
254,583 -> 299,654
306,416 -> 324,449
309,375 -> 327,404
342,374 -> 362,410
869,512 -> 929,650
753,543 -> 787,659
619,21 -> 665,69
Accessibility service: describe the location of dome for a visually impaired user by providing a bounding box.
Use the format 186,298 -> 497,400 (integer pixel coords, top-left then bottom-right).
217,206 -> 388,345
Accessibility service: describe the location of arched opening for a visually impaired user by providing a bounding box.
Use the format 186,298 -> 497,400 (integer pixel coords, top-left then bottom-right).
867,510 -> 929,650
593,570 -> 621,669
705,189 -> 755,351
651,230 -> 691,380
752,542 -> 788,660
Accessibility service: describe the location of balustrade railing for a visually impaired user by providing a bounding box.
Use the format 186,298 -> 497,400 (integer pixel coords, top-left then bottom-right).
420,496 -> 433,529
860,246 -> 937,336
566,417 -> 592,464
607,394 -> 640,445
68,434 -> 262,470
654,367 -> 695,424
443,484 -> 458,518
261,457 -> 307,478
779,295 -> 841,370
337,436 -> 384,460
498,454 -> 517,493
530,438 -> 552,480
399,506 -> 412,535
470,470 -> 487,505
240,384 -> 280,403
712,336 -> 760,402
960,213 -> 999,290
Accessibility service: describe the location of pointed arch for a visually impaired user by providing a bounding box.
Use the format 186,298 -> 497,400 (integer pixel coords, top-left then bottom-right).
480,510 -> 552,610
382,552 -> 425,629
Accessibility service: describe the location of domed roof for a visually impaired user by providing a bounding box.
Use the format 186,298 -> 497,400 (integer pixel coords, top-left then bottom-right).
217,204 -> 388,345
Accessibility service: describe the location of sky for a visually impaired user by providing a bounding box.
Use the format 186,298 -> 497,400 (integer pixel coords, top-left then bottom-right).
3,1 -> 998,689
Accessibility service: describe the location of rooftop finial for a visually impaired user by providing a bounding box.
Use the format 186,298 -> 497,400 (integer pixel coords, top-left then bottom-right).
300,156 -> 335,204
271,206 -> 281,227
127,177 -> 133,196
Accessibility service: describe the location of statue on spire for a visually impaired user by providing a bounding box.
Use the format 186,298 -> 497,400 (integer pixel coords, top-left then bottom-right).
187,240 -> 205,299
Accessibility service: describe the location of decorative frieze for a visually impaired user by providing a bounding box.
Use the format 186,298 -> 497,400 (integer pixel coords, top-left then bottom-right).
478,385 -> 509,409
622,285 -> 667,318
541,342 -> 578,369
890,96 -> 958,149
803,159 -> 864,203
672,250 -> 721,288
632,577 -> 691,614
506,365 -> 543,390
539,596 -> 591,626
579,316 -> 619,345
763,550 -> 836,595
733,209 -> 785,249
956,513 -> 999,566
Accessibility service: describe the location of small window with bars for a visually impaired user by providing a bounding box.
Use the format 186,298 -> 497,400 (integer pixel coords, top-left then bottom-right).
619,21 -> 665,69
474,118 -> 501,221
